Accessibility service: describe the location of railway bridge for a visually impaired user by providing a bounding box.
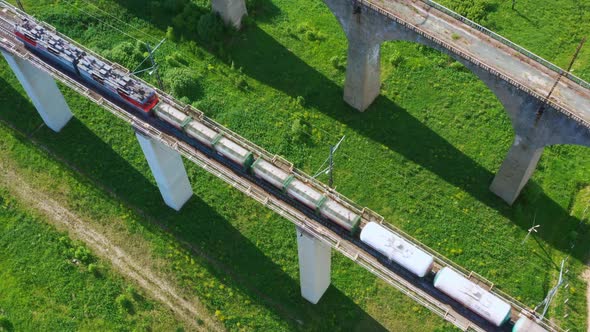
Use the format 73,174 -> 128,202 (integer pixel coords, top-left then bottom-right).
216,0 -> 590,205
0,1 -> 575,331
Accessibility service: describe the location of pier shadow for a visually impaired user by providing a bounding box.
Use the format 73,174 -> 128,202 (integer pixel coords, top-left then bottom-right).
218,25 -> 589,262
41,0 -> 589,263
0,74 -> 387,331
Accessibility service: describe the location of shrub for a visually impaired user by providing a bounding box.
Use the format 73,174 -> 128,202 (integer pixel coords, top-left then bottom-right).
166,26 -> 177,42
126,286 -> 140,301
88,263 -> 99,276
451,0 -> 492,22
388,51 -> 404,67
330,55 -> 346,70
74,246 -> 92,264
290,118 -> 312,143
116,294 -> 134,314
103,41 -> 145,68
164,68 -> 202,101
0,315 -> 13,332
166,52 -> 188,68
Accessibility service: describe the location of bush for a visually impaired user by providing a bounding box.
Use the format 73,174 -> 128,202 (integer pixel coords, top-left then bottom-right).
330,56 -> 346,70
116,294 -> 134,314
0,315 -> 13,332
166,52 -> 188,68
164,68 -> 202,101
197,13 -> 225,44
103,41 -> 145,69
388,51 -> 404,67
290,118 -> 312,143
296,23 -> 325,42
166,26 -> 177,42
126,286 -> 140,301
74,246 -> 92,264
450,0 -> 492,22
88,263 -> 99,276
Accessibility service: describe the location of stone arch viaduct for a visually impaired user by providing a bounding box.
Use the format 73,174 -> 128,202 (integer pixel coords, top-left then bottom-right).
219,0 -> 590,205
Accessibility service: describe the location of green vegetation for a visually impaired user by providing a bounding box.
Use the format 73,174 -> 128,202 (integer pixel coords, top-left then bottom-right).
0,190 -> 181,331
1,0 -> 590,330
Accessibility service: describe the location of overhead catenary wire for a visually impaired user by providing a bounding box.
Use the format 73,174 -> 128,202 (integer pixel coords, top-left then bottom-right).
37,0 -> 582,296
61,0 -> 152,45
77,0 -> 160,45
239,109 -> 570,277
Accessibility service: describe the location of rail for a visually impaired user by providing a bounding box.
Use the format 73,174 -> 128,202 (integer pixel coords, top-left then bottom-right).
0,2 -> 562,331
356,0 -> 590,129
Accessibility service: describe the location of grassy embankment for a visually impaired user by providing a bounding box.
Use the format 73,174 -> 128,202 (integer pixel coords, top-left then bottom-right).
1,0 -> 589,330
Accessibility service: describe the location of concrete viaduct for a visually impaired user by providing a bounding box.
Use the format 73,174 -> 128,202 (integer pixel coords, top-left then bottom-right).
214,0 -> 590,205
0,2 -> 569,328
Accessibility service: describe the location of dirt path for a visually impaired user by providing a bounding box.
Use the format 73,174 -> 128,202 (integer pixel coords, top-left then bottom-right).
583,267 -> 590,332
0,165 -> 224,332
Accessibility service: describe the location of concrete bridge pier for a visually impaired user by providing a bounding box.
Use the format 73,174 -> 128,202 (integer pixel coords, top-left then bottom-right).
135,131 -> 193,211
344,36 -> 381,112
296,227 -> 331,304
2,51 -> 73,132
212,0 -> 247,29
489,136 -> 544,205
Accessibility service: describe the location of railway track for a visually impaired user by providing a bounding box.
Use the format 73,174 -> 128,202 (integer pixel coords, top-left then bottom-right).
0,3 -> 562,331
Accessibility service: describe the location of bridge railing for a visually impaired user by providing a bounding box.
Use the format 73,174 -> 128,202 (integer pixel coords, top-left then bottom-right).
422,0 -> 590,90
357,0 -> 590,129
0,3 -> 562,331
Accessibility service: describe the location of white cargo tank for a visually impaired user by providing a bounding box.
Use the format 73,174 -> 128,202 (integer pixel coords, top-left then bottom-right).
360,222 -> 433,277
153,102 -> 189,128
434,267 -> 511,327
512,316 -> 547,332
285,179 -> 325,210
251,158 -> 290,189
318,198 -> 360,232
185,120 -> 219,147
212,136 -> 254,168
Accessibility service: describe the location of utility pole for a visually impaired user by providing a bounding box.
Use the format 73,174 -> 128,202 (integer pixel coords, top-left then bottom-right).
15,0 -> 24,12
132,38 -> 166,90
146,42 -> 164,90
328,145 -> 335,188
313,136 -> 345,188
535,37 -> 586,124
535,259 -> 566,319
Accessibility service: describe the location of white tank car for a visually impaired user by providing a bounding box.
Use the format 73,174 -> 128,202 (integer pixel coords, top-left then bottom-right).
153,102 -> 189,128
319,198 -> 360,232
434,267 -> 511,327
285,178 -> 325,210
212,136 -> 254,168
251,158 -> 290,189
360,222 -> 433,277
185,120 -> 219,147
512,316 -> 547,332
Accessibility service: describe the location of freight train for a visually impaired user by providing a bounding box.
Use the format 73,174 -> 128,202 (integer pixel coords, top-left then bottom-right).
12,15 -> 548,332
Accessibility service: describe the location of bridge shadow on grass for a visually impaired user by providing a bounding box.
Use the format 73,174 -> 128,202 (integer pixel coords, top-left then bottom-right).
108,0 -> 588,263
220,25 -> 590,262
0,75 -> 387,331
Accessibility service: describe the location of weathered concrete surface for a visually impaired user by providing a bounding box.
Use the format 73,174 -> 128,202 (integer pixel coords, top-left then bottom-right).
136,132 -> 193,211
489,136 -> 544,205
212,0 -> 247,29
323,0 -> 590,204
2,50 -> 73,132
296,227 -> 331,304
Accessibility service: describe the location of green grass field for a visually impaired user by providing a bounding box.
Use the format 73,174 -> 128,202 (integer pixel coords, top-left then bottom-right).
1,0 -> 589,330
0,189 -> 183,331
